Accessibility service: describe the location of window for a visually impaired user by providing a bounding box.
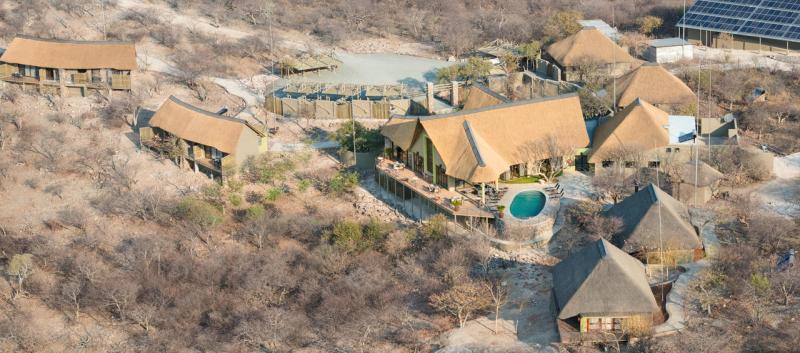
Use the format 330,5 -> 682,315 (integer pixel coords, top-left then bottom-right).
587,317 -> 623,332
425,138 -> 433,174
91,69 -> 103,83
666,147 -> 672,153
674,147 -> 681,152
649,161 -> 661,168
211,148 -> 224,160
624,161 -> 636,168
436,164 -> 448,188
602,160 -> 614,168
20,65 -> 38,78
44,68 -> 58,81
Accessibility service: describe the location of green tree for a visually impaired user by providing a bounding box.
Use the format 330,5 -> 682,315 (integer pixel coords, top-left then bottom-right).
461,57 -> 492,82
518,40 -> 542,68
435,65 -> 462,83
7,253 -> 34,300
333,121 -> 383,153
636,16 -> 663,36
544,11 -> 583,40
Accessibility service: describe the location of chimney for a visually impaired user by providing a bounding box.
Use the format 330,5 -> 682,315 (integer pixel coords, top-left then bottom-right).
426,82 -> 435,115
451,81 -> 459,107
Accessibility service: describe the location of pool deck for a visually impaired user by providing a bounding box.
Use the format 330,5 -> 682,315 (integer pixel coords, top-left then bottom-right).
498,183 -> 561,242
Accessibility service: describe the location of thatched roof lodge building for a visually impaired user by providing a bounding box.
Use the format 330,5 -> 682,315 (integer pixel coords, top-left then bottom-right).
139,96 -> 267,181
544,27 -> 637,82
553,239 -> 661,343
0,36 -> 135,96
588,98 -> 697,168
606,184 -> 703,264
378,94 -> 589,222
609,63 -> 697,112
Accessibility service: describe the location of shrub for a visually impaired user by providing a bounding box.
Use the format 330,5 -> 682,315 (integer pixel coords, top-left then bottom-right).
244,204 -> 266,221
331,220 -> 365,253
421,214 -> 448,241
363,218 -> 392,245
327,170 -> 359,196
175,198 -> 222,229
297,179 -> 312,192
265,187 -> 282,202
228,193 -> 242,207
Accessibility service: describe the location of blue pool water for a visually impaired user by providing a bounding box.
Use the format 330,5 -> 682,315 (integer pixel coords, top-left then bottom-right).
509,191 -> 546,219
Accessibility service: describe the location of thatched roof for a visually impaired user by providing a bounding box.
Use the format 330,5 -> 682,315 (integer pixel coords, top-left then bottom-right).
607,184 -> 702,253
588,98 -> 670,164
612,63 -> 696,107
546,28 -> 636,68
0,36 -> 136,70
381,117 -> 420,151
148,96 -> 263,154
381,94 -> 588,183
461,84 -> 509,110
421,94 -> 588,183
678,160 -> 723,187
553,239 -> 659,319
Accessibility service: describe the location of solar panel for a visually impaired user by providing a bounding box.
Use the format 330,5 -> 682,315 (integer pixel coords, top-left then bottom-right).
677,0 -> 800,43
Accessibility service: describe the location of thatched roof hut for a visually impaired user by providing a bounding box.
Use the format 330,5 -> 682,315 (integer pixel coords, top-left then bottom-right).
606,184 -> 702,255
611,63 -> 696,108
588,98 -> 669,164
546,28 -> 636,68
553,239 -> 659,320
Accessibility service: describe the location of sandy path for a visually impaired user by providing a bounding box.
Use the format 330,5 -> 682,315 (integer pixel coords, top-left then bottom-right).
751,152 -> 800,218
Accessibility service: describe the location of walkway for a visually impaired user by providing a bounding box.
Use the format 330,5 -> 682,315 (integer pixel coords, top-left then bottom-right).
654,209 -> 719,335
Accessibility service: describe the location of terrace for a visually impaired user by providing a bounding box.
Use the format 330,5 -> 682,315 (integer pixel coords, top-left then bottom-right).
374,157 -> 494,223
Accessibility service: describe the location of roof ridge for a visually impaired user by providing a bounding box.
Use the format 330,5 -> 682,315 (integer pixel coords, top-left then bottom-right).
463,121 -> 486,167
417,92 -> 579,121
14,34 -> 135,45
167,96 -> 248,125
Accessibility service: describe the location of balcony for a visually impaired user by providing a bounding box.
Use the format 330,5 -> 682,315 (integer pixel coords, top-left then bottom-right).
375,158 -> 493,219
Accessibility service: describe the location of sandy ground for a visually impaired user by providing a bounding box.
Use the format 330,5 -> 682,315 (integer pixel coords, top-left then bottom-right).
439,248 -> 559,353
750,153 -> 800,218
693,46 -> 799,72
339,35 -> 441,58
291,52 -> 454,88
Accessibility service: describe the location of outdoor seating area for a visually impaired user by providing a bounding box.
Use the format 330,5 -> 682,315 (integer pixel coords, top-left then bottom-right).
375,158 -> 494,221
457,184 -> 509,211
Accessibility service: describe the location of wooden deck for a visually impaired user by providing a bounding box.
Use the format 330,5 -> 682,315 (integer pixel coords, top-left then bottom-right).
376,158 -> 494,219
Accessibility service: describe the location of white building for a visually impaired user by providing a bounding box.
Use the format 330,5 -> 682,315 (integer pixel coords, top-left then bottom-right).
644,38 -> 694,63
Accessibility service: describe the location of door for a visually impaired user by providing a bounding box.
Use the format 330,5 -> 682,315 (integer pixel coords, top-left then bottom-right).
425,138 -> 433,174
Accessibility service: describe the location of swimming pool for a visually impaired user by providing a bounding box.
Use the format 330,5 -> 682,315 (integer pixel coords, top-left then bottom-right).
509,191 -> 546,219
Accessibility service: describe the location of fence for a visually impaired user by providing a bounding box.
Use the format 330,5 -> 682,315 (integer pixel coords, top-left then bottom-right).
265,94 -> 409,119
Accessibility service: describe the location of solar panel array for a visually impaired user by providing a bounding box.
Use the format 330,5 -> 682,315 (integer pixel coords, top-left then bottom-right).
677,0 -> 800,42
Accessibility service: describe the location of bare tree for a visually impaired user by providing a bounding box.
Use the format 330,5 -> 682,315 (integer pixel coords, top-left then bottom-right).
478,257 -> 510,335
430,281 -> 490,328
518,134 -> 576,182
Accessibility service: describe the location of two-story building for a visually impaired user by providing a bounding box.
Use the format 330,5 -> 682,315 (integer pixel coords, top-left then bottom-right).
139,96 -> 267,181
0,36 -> 135,97
378,93 -> 589,224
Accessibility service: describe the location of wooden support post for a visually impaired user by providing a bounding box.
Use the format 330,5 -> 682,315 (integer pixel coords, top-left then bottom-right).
481,183 -> 486,207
